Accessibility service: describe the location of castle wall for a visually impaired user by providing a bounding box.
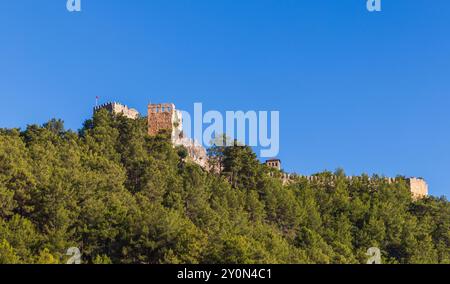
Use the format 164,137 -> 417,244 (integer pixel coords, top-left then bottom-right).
94,102 -> 140,120
265,159 -> 429,199
268,171 -> 429,199
112,104 -> 140,120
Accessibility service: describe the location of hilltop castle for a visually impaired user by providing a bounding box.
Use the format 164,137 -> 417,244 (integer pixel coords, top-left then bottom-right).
94,101 -> 208,168
94,101 -> 429,199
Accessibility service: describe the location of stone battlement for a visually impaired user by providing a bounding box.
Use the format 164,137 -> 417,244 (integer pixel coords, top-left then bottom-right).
94,102 -> 140,120
148,103 -> 176,114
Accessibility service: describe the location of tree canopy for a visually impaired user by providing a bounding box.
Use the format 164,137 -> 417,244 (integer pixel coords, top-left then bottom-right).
0,110 -> 448,264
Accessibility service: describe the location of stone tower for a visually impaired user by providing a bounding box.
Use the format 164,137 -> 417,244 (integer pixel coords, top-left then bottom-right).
147,103 -> 183,142
408,178 -> 429,199
266,159 -> 282,171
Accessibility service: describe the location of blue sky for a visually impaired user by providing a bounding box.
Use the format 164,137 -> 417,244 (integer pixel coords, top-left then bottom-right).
0,1 -> 449,197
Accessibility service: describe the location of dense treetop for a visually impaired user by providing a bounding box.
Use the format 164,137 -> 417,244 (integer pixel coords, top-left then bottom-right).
0,110 -> 448,264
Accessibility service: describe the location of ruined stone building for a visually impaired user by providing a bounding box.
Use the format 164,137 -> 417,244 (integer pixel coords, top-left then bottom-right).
265,159 -> 429,199
94,102 -> 140,120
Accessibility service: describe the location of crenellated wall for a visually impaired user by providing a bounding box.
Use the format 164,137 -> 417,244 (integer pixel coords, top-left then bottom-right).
266,160 -> 429,199
94,102 -> 140,120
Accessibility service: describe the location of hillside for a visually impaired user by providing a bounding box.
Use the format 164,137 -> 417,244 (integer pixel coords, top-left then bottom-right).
0,110 -> 448,264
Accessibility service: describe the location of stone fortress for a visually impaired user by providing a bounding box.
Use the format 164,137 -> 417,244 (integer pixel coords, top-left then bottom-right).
95,102 -> 208,167
95,101 -> 429,199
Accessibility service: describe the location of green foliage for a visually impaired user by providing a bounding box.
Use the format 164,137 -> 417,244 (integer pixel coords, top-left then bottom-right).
0,239 -> 20,264
35,248 -> 59,264
93,254 -> 113,264
0,113 -> 448,264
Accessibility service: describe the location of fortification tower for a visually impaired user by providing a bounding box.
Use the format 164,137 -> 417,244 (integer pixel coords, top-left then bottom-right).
408,178 -> 429,199
266,159 -> 282,171
147,103 -> 183,142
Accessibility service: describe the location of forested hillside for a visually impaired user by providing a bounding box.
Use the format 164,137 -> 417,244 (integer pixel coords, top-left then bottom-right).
0,110 -> 448,264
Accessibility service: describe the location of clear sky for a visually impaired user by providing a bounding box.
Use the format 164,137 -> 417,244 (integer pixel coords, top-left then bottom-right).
0,1 -> 449,197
